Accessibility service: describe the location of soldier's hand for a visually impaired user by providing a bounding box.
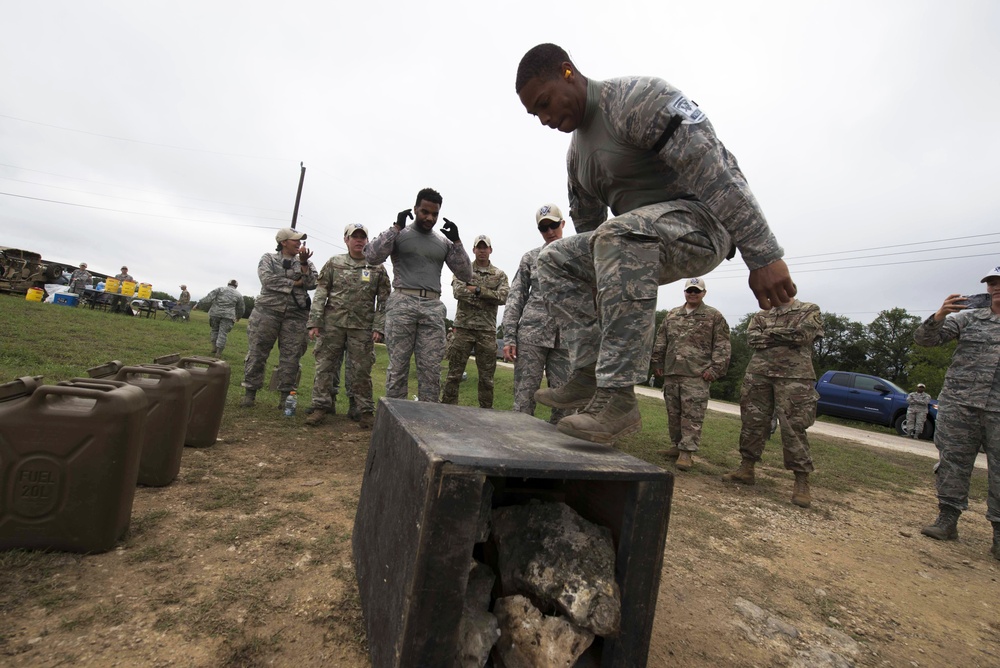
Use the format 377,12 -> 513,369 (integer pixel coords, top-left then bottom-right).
372,331 -> 384,344
503,344 -> 517,362
440,218 -> 460,242
748,259 -> 796,309
298,245 -> 313,264
934,294 -> 968,321
702,370 -> 715,382
395,209 -> 413,229
308,327 -> 320,341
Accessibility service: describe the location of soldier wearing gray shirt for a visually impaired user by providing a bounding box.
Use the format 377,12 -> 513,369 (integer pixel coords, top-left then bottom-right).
202,280 -> 244,357
516,44 -> 796,445
364,188 -> 471,402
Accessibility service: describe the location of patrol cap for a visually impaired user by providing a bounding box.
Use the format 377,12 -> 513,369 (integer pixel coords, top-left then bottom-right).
121,266 -> 128,271
917,383 -> 925,389
276,227 -> 307,242
80,262 -> 87,268
535,203 -> 563,224
473,234 -> 492,248
228,279 -> 238,287
180,284 -> 187,290
980,265 -> 1000,282
343,223 -> 369,237
684,277 -> 707,292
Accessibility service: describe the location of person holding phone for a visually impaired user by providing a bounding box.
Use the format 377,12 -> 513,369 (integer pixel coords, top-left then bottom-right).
914,265 -> 1000,560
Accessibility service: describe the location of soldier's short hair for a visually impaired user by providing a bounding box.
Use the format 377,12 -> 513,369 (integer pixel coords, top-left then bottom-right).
516,43 -> 571,93
414,187 -> 442,208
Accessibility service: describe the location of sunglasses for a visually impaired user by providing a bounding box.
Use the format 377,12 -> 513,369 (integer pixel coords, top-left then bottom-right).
685,289 -> 704,294
537,220 -> 561,233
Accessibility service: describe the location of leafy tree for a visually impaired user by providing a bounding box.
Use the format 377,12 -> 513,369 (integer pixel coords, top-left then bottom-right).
907,338 -> 956,397
151,290 -> 175,301
712,312 -> 754,402
865,308 -> 921,384
813,312 -> 867,375
242,295 -> 255,319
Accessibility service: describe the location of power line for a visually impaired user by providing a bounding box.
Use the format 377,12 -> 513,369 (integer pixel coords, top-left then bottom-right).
708,252 -> 998,279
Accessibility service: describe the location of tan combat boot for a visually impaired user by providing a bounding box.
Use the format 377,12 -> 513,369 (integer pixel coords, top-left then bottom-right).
791,471 -> 812,508
305,407 -> 328,427
240,389 -> 256,408
721,460 -> 756,485
535,364 -> 597,410
659,446 -> 681,459
556,387 -> 641,444
359,412 -> 375,429
676,450 -> 694,471
920,505 -> 960,541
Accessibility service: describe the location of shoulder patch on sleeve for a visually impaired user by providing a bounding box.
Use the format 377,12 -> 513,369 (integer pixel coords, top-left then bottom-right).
667,94 -> 706,124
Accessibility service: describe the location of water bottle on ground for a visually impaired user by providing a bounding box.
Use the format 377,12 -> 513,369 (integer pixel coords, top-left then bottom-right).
284,390 -> 298,417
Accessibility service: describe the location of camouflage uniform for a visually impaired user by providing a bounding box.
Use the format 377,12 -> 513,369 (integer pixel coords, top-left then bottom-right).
502,247 -> 572,423
365,224 -> 471,402
905,390 -> 933,439
201,284 -> 244,352
111,271 -> 135,313
914,310 -> 1000,522
538,77 -> 782,387
441,262 -> 509,407
738,300 -> 823,472
178,289 -> 191,305
242,252 -> 317,392
650,303 -> 730,452
307,253 -> 390,414
69,268 -> 92,295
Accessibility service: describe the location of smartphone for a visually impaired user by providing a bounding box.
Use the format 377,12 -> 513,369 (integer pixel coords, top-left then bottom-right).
963,293 -> 991,309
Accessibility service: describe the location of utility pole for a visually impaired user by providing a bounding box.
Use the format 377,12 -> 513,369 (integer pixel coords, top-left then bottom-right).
290,162 -> 306,229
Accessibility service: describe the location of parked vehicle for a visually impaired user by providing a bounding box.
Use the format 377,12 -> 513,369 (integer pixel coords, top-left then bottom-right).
815,370 -> 938,439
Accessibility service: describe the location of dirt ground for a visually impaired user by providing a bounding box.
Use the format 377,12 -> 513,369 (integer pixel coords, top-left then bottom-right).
2,408 -> 998,668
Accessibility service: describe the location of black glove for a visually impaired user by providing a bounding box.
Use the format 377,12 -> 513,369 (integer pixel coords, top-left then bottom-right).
395,209 -> 413,229
440,218 -> 460,243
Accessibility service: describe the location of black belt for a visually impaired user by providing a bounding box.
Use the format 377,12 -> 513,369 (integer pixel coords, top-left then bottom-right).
398,287 -> 440,299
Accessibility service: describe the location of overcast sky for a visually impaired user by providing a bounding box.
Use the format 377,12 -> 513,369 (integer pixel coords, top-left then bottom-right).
2,0 -> 998,326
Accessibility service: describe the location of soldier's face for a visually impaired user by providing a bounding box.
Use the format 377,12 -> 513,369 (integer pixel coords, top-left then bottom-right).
987,277 -> 1000,311
414,199 -> 440,232
346,231 -> 367,256
538,219 -> 564,245
474,244 -> 492,264
518,75 -> 585,133
684,289 -> 705,306
280,238 -> 302,255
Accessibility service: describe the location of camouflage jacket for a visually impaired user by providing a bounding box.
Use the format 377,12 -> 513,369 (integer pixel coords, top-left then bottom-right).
502,247 -> 560,349
178,290 -> 191,305
914,309 -> 1000,410
202,285 -> 244,321
253,251 -> 318,316
69,269 -> 91,289
650,303 -> 731,379
568,77 -> 782,270
906,391 -> 932,409
452,262 -> 509,332
745,300 -> 823,379
307,253 -> 391,333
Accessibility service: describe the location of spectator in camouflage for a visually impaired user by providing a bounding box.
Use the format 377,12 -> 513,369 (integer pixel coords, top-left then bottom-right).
723,299 -> 823,508
364,188 -> 472,403
201,279 -> 244,357
905,383 -> 933,439
515,44 -> 795,445
110,266 -> 135,314
502,204 -> 573,424
651,277 -> 731,471
914,266 -> 1000,561
305,224 -> 390,428
178,285 -> 191,305
241,227 -> 317,408
69,263 -> 92,297
441,234 -> 509,408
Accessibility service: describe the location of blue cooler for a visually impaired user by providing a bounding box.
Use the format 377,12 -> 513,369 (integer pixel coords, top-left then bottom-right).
53,293 -> 79,307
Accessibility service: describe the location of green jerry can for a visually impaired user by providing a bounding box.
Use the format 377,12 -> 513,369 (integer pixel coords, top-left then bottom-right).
86,362 -> 194,486
153,354 -> 231,447
0,376 -> 148,553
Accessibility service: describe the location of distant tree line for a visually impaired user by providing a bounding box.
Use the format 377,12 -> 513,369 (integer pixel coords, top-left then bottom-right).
650,307 -> 956,402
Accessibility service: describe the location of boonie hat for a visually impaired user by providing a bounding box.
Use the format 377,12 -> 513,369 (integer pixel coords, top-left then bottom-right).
343,223 -> 369,237
535,203 -> 563,224
473,234 -> 492,248
684,277 -> 707,292
980,265 -> 1000,282
276,227 -> 307,242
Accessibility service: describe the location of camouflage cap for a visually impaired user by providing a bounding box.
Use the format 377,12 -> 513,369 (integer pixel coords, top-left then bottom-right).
684,277 -> 707,292
917,383 -> 925,388
275,227 -> 307,242
343,223 -> 369,237
473,234 -> 492,248
981,265 -> 1000,282
535,203 -> 563,224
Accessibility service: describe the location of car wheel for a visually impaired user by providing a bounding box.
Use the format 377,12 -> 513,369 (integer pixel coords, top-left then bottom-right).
893,413 -> 906,435
922,419 -> 935,440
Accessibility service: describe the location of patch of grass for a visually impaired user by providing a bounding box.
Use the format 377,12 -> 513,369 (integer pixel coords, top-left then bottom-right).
282,491 -> 313,503
125,508 -> 171,541
219,631 -> 283,668
123,542 -> 182,564
201,478 -> 262,513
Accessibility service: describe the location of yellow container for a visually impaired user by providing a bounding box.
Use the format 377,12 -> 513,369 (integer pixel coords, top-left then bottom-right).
104,277 -> 120,294
121,281 -> 137,297
25,287 -> 44,302
137,283 -> 152,299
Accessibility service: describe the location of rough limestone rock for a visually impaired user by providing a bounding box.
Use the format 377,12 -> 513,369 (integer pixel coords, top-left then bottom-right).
475,479 -> 494,543
492,501 -> 621,636
456,560 -> 500,668
491,595 -> 594,668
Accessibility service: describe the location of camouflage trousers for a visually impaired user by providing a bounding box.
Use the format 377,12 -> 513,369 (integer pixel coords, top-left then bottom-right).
933,402 -> 1000,522
512,342 -> 572,424
441,328 -> 498,408
209,316 -> 235,351
537,200 -> 731,387
322,346 -> 358,400
906,406 -> 928,439
312,326 -> 375,414
739,373 -> 817,472
384,292 -> 446,402
242,307 -> 309,393
662,375 -> 711,452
